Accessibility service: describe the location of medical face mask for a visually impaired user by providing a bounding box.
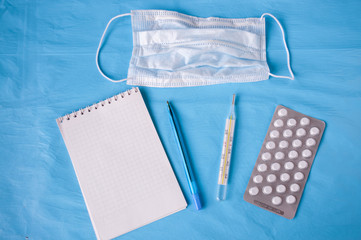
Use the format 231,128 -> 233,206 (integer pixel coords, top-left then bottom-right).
96,10 -> 294,87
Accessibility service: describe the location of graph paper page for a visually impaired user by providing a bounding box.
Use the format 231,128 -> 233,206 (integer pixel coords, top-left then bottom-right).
57,88 -> 187,240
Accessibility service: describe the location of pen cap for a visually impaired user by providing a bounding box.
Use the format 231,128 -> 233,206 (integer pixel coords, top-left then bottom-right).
192,193 -> 202,210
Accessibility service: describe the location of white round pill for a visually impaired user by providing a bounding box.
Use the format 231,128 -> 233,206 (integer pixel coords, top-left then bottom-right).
263,186 -> 273,195
298,160 -> 308,169
300,117 -> 310,126
287,118 -> 297,127
271,162 -> 281,171
310,127 -> 320,136
267,174 -> 276,183
306,138 -> 316,147
266,141 -> 276,150
257,164 -> 267,172
253,175 -> 263,184
302,149 -> 312,158
278,108 -> 288,117
276,184 -> 286,193
262,152 -> 272,161
270,130 -> 280,139
279,140 -> 289,149
284,161 -> 294,170
288,150 -> 298,159
249,187 -> 259,196
294,172 -> 304,181
290,183 -> 300,192
275,152 -> 285,160
283,129 -> 293,138
273,119 -> 284,128
280,173 -> 290,182
272,196 -> 282,205
292,139 -> 302,148
286,195 -> 297,204
296,128 -> 306,137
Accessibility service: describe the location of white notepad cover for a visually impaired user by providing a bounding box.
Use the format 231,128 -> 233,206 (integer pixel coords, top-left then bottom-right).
56,88 -> 187,240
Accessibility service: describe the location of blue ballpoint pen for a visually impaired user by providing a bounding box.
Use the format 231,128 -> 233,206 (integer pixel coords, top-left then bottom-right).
167,101 -> 202,210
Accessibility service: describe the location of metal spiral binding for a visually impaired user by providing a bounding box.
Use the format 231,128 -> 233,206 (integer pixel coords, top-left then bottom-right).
59,87 -> 139,123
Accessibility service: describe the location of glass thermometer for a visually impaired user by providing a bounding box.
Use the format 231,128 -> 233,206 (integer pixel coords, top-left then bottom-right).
217,94 -> 236,201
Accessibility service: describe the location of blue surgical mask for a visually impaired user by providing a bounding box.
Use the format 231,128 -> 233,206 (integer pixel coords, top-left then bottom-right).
96,10 -> 294,87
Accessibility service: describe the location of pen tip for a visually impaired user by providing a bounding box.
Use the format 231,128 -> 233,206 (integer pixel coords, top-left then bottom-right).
167,101 -> 169,105
232,94 -> 236,105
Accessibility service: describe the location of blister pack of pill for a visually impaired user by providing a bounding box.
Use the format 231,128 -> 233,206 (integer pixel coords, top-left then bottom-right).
243,105 -> 325,219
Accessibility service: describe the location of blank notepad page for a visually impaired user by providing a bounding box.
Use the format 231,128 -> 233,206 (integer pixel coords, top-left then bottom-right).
56,88 -> 187,240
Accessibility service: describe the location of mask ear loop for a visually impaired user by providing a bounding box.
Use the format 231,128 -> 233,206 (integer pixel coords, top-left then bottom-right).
261,13 -> 295,80
96,13 -> 132,83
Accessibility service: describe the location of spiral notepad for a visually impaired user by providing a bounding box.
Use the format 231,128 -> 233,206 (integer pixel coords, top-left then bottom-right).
56,88 -> 186,240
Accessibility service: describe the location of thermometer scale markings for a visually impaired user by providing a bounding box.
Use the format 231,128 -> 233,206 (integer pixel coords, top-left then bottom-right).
220,116 -> 234,185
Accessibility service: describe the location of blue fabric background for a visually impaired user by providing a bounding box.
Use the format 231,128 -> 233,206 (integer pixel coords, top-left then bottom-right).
1,0 -> 360,239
